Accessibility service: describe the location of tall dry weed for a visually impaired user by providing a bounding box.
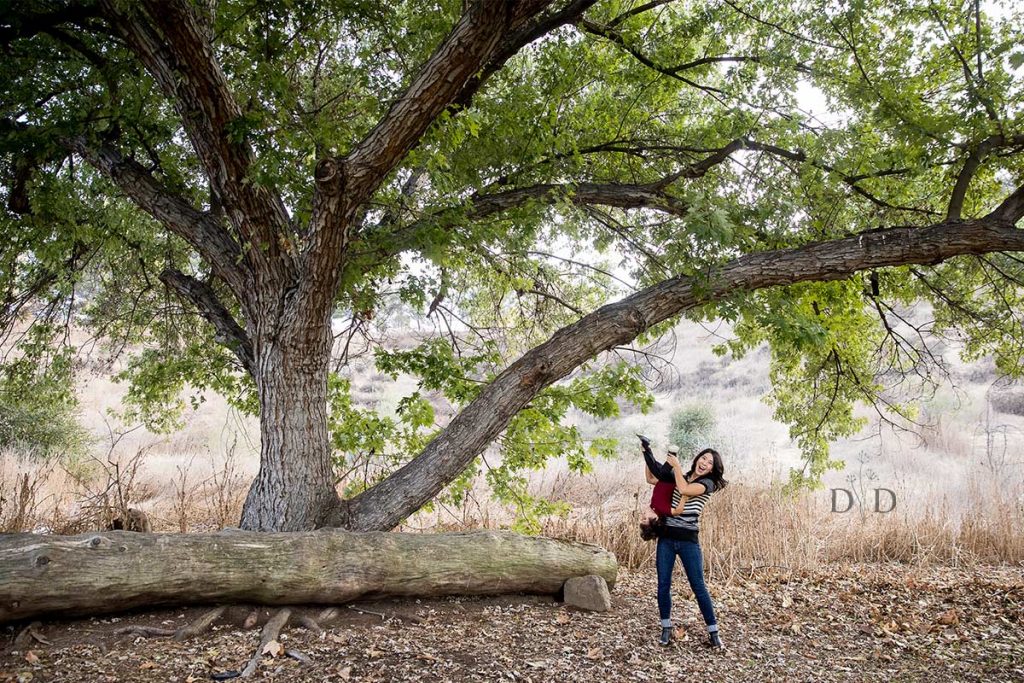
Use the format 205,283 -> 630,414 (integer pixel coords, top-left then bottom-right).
199,440 -> 247,529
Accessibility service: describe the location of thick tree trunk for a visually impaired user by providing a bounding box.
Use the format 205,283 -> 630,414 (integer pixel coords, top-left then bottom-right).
240,319 -> 340,532
0,530 -> 617,623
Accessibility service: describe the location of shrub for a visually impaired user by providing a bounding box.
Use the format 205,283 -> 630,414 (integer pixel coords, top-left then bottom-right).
668,402 -> 717,456
0,341 -> 91,459
989,387 -> 1024,417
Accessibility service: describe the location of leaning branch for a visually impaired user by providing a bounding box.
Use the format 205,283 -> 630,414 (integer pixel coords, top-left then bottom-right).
338,199 -> 1024,531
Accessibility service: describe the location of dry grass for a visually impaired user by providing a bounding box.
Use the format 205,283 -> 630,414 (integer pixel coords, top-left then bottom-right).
3,444 -> 1021,582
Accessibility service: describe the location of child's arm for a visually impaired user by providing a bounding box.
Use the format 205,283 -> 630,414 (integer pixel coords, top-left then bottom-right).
666,455 -> 692,514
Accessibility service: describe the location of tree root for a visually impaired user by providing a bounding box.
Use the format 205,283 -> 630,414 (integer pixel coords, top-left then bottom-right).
296,606 -> 344,635
13,621 -> 49,648
240,607 -> 291,678
114,605 -> 227,641
173,606 -> 227,641
295,615 -> 323,635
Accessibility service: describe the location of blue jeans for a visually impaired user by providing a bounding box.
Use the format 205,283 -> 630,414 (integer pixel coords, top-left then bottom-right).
656,536 -> 718,631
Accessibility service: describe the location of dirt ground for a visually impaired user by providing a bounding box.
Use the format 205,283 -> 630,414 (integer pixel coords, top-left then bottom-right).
1,564 -> 1022,682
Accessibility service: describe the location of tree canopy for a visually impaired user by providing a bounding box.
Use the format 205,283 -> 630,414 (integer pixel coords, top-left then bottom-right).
2,0 -> 1023,531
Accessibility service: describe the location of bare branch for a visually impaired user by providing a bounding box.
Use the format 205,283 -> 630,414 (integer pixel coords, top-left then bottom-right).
607,0 -> 675,28
721,0 -> 837,49
745,140 -> 942,217
366,179 -> 689,269
577,18 -> 727,100
0,241 -> 91,340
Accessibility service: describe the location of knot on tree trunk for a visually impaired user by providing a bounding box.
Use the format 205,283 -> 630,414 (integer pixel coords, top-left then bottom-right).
519,361 -> 551,388
314,157 -> 344,187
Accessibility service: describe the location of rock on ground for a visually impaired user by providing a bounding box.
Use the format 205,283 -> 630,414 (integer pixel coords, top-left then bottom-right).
563,575 -> 612,612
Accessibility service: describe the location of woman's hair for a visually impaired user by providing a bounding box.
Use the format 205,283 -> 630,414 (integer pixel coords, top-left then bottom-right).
685,448 -> 728,490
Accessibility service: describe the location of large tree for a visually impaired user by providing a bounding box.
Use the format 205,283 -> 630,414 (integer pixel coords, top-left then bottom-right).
2,0 -> 1022,532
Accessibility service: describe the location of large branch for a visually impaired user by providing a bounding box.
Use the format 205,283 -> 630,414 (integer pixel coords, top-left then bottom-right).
98,0 -> 293,270
451,0 -> 600,110
365,142 -> 745,264
335,196 -> 1024,531
67,138 -> 248,298
305,0 -> 557,295
947,134 -> 1024,221
159,269 -> 255,377
341,0 -> 556,203
0,529 -> 616,622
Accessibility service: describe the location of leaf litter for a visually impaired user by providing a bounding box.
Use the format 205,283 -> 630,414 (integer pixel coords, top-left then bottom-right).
1,564 -> 1021,681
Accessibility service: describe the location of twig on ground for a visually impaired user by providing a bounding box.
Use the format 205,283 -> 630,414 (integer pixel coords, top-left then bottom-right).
114,625 -> 177,638
348,605 -> 385,620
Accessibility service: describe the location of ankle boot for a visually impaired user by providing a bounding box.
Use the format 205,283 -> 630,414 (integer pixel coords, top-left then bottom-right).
707,631 -> 723,648
658,626 -> 673,646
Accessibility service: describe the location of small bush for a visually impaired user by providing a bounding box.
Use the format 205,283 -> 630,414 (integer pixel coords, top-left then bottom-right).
0,343 -> 91,459
668,403 -> 717,455
989,387 -> 1024,417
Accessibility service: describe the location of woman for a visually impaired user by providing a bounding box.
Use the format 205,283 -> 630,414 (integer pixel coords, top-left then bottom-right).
645,447 -> 727,648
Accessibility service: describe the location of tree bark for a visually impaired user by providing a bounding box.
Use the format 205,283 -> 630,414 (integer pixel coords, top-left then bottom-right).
0,530 -> 617,623
240,316 -> 339,531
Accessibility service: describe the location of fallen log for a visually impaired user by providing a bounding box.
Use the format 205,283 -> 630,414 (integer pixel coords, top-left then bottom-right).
0,529 -> 617,623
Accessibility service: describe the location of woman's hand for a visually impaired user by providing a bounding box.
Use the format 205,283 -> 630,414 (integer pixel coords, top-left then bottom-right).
665,454 -> 681,470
